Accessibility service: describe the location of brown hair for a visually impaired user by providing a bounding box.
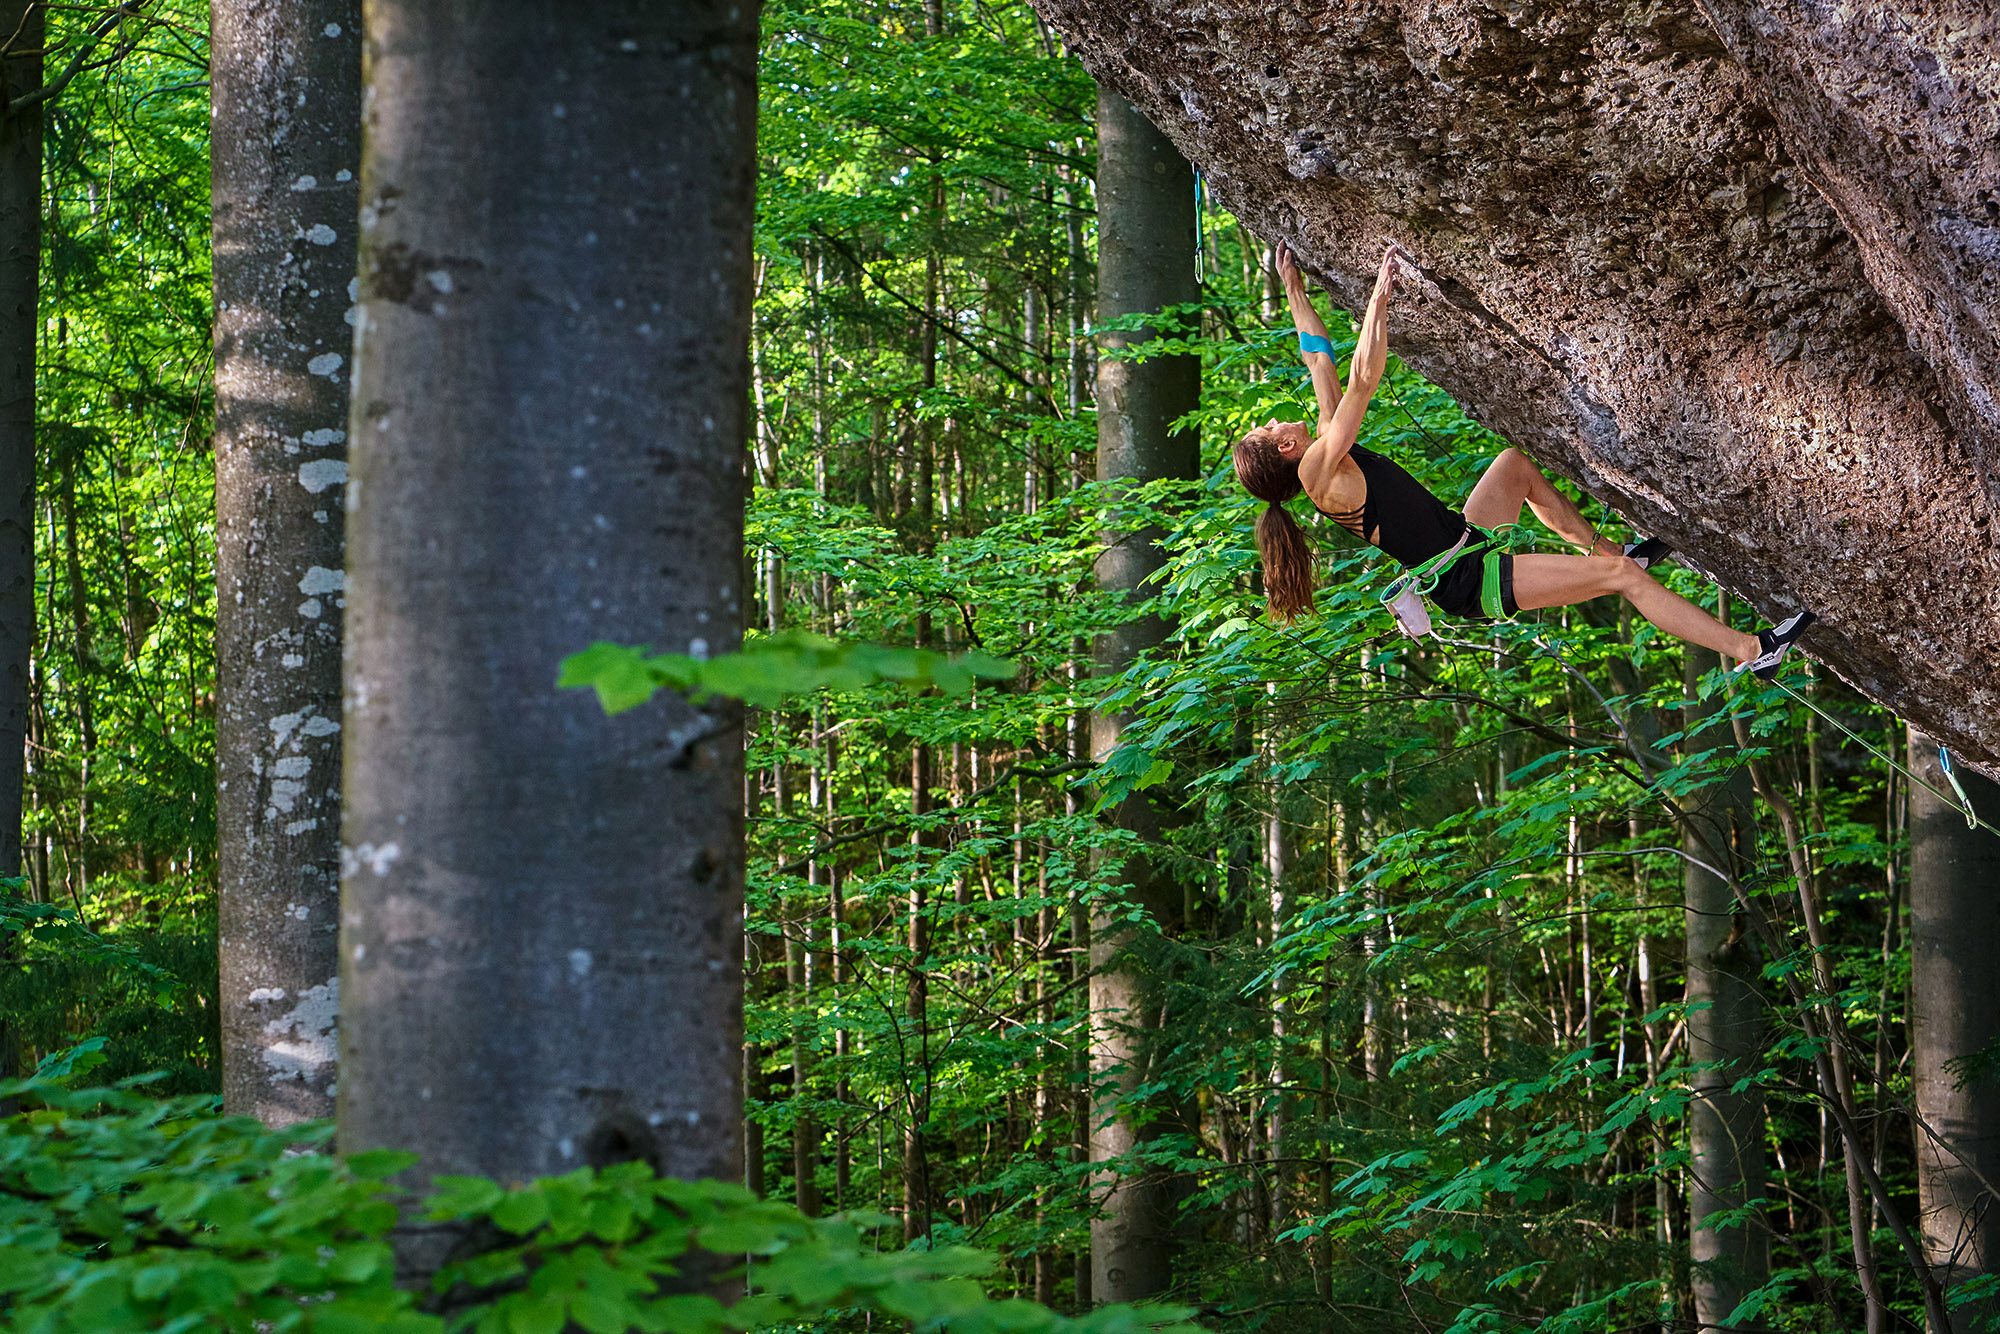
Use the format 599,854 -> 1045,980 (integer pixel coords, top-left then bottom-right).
1233,426 -> 1316,620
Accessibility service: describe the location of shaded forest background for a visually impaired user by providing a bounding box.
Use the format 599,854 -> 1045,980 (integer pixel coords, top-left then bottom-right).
5,0 -> 1988,1331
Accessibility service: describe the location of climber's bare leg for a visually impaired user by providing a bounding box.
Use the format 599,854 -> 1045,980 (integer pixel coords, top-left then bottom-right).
1463,448 -> 1619,555
1509,553 -> 1760,663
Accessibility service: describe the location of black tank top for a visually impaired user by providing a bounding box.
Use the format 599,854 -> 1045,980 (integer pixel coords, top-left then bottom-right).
1315,444 -> 1470,567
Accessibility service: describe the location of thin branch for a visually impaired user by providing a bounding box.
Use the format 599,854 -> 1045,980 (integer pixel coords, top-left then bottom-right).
808,224 -> 1069,419
767,759 -> 1088,876
8,1 -> 156,117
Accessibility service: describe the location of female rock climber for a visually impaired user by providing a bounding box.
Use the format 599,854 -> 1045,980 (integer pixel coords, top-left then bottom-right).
1232,239 -> 1813,677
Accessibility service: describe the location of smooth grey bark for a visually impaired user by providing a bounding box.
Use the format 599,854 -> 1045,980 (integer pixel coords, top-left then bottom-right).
1909,731 -> 2000,1333
212,0 -> 361,1129
0,1 -> 38,1104
1088,87 -> 1198,1307
0,3 -> 41,883
1682,667 -> 1768,1330
337,0 -> 756,1252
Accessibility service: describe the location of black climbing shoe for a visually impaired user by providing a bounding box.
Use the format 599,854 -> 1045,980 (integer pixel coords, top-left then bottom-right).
1623,536 -> 1671,570
1737,610 -> 1817,680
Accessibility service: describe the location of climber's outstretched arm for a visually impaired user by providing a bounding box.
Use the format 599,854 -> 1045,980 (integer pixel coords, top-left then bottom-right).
1275,241 -> 1343,434
1316,245 -> 1402,457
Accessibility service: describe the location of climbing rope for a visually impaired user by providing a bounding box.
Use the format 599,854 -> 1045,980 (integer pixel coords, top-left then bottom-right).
1764,674 -> 1996,835
1427,624 -> 1996,837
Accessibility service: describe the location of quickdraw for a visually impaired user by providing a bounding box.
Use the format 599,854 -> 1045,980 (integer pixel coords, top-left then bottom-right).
1939,745 -> 1979,831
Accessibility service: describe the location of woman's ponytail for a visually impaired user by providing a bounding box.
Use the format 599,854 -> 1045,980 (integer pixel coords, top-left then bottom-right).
1233,425 -> 1317,620
1256,502 -> 1316,620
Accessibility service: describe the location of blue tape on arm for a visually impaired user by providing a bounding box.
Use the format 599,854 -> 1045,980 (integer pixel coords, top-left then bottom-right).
1297,331 -> 1336,358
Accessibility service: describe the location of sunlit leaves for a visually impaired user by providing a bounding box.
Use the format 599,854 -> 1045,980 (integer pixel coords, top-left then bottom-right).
559,630 -> 1017,715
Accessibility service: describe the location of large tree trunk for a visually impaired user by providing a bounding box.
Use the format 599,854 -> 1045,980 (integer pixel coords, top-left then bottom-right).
0,0 -> 38,1103
212,0 -> 362,1130
1682,660 -> 1767,1329
0,3 -> 41,882
1909,731 -> 2000,1333
1087,87 -> 1199,1307
1026,0 -> 2000,773
337,0 -> 757,1259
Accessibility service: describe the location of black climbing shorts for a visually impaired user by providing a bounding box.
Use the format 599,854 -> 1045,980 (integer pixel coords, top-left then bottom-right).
1431,545 -> 1517,620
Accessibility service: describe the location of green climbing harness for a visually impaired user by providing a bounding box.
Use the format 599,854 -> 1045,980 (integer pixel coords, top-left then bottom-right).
1381,523 -> 1526,637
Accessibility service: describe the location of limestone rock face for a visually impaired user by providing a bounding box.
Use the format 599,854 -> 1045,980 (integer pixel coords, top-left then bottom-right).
1033,0 -> 2000,769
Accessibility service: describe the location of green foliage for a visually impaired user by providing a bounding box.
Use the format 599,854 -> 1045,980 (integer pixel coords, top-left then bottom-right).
0,1081 -> 1198,1334
21,0 -> 218,1091
560,630 -> 1017,715
0,1081 -> 421,1334
0,884 -> 215,1094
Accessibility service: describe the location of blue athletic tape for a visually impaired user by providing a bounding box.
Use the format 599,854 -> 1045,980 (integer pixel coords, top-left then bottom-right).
1297,331 -> 1336,358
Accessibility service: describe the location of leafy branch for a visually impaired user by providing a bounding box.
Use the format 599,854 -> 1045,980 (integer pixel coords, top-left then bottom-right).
559,629 -> 1017,715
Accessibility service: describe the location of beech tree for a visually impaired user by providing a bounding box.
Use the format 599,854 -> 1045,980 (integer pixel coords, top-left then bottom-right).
0,4 -> 40,884
212,0 -> 361,1128
1088,86 -> 1198,1306
1909,735 -> 2000,1334
1680,666 -> 1766,1328
336,0 -> 757,1239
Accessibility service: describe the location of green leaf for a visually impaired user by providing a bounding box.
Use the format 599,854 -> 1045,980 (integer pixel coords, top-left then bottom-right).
504,1294 -> 568,1334
427,1175 -> 504,1217
347,1149 -> 419,1182
643,1294 -> 727,1334
570,1290 -> 637,1334
695,1215 -> 788,1255
491,1187 -> 551,1235
955,648 -> 1018,681
33,1036 -> 109,1082
325,1243 -> 387,1284
559,642 -> 666,715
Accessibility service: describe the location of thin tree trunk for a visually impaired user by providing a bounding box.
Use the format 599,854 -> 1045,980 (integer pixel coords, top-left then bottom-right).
1087,86 -> 1198,1307
902,164 -> 941,1238
1682,649 -> 1768,1329
23,646 -> 39,900
337,0 -> 755,1280
825,726 -> 851,1212
1908,733 -> 2000,1334
904,740 -> 933,1243
212,0 -> 361,1129
1264,705 -> 1289,1237
787,919 -> 819,1215
58,461 -> 92,904
1731,698 -> 1888,1330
